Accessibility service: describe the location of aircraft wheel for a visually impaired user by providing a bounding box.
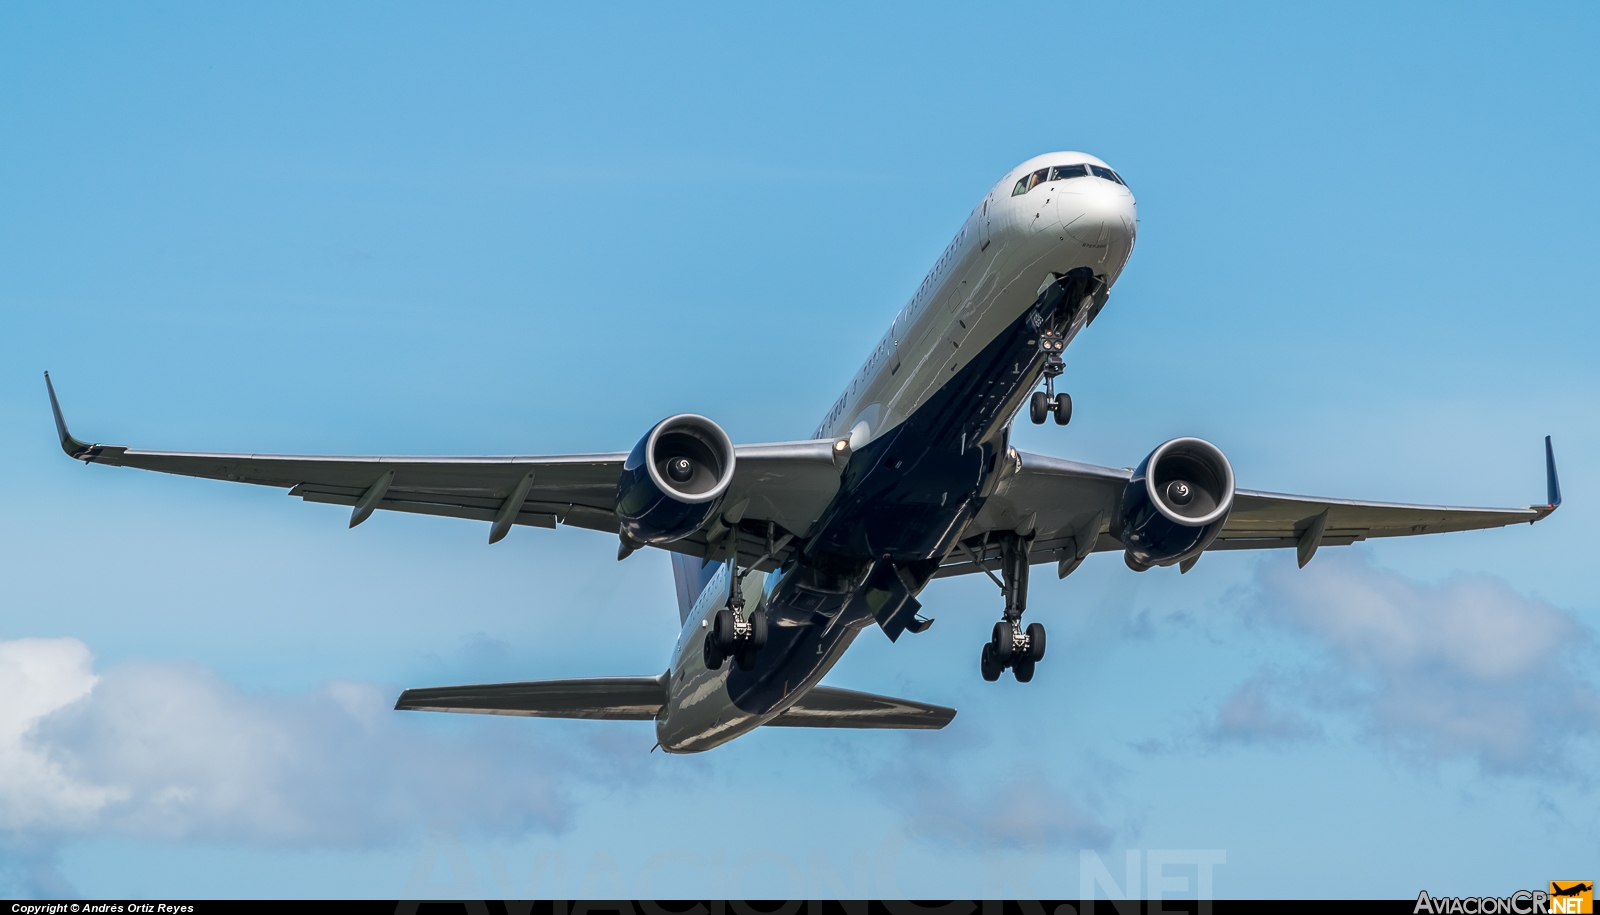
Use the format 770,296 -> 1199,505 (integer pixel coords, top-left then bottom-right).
1029,391 -> 1049,425
1013,657 -> 1036,683
980,643 -> 1003,681
713,607 -> 738,650
1026,622 -> 1046,662
736,646 -> 759,671
703,633 -> 724,670
1053,393 -> 1072,426
748,608 -> 768,650
992,620 -> 1016,663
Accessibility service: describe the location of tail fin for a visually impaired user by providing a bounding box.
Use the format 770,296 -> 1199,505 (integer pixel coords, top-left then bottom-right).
670,552 -> 721,624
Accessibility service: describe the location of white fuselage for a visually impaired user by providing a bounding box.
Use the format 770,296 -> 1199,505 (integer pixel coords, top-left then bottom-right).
813,152 -> 1137,448
657,152 -> 1138,752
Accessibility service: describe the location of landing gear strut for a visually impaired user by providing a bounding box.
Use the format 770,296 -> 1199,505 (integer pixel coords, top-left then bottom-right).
702,528 -> 768,671
975,532 -> 1046,682
1028,330 -> 1071,426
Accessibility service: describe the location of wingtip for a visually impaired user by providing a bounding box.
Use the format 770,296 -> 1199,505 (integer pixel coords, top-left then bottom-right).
1544,435 -> 1561,511
43,371 -> 92,459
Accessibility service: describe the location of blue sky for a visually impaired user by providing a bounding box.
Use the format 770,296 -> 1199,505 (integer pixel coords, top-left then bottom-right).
2,1 -> 1598,899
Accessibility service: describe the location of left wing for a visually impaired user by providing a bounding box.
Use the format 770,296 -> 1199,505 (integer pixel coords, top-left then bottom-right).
44,373 -> 839,568
942,441 -> 1559,577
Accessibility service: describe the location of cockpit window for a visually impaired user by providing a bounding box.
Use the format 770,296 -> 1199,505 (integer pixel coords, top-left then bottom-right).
1090,165 -> 1125,185
1012,168 -> 1051,196
1015,164 -> 1106,195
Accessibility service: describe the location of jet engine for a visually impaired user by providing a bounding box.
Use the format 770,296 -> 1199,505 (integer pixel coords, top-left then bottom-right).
614,414 -> 736,545
1119,437 -> 1234,571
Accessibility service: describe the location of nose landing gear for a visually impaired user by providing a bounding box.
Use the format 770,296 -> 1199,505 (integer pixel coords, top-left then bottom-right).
966,532 -> 1047,683
1028,330 -> 1071,426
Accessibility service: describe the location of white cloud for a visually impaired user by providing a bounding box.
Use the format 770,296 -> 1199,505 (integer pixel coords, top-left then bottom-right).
1244,551 -> 1600,774
0,638 -> 609,850
0,638 -> 118,833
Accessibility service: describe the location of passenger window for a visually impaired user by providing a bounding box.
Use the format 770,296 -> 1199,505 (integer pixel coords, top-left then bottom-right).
1090,165 -> 1124,185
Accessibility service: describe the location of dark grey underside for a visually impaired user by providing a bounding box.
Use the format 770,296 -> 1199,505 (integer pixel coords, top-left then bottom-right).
394,676 -> 955,730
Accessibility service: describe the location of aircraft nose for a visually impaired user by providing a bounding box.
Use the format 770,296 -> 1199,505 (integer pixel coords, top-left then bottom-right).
1058,177 -> 1137,270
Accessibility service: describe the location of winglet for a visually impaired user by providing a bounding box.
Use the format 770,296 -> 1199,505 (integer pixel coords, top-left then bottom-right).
1545,435 -> 1561,510
43,372 -> 93,459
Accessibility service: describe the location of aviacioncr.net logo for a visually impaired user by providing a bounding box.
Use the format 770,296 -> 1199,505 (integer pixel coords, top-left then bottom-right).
1415,882 -> 1592,915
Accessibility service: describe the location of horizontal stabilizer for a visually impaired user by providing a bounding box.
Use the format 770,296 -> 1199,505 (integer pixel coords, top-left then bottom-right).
395,674 -> 667,720
766,685 -> 956,730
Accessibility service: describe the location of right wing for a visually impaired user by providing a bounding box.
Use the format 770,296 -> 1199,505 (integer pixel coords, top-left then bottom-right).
941,442 -> 1558,577
44,373 -> 840,568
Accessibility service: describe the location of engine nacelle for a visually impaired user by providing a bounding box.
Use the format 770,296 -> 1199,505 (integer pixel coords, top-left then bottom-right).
1119,437 -> 1235,571
614,414 -> 736,545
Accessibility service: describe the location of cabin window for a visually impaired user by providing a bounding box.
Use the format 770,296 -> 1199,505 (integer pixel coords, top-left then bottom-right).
1090,165 -> 1125,185
1049,164 -> 1088,182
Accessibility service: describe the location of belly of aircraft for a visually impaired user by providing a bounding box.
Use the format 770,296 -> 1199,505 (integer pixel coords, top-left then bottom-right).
658,231 -> 1116,753
657,592 -> 870,753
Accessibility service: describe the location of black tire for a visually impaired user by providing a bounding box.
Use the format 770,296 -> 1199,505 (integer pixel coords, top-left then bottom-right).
1026,622 -> 1046,662
1053,393 -> 1072,426
703,632 -> 724,670
992,620 -> 1016,663
980,643 -> 1002,681
713,607 -> 737,650
736,646 -> 758,671
1013,658 -> 1035,683
748,608 -> 768,650
1029,391 -> 1049,425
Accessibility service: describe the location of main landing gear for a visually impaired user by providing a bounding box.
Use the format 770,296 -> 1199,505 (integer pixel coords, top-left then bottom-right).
703,602 -> 768,672
702,530 -> 768,672
1028,330 -> 1071,426
976,533 -> 1046,683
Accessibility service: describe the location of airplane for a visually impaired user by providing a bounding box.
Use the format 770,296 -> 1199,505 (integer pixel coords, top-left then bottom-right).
44,152 -> 1563,753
